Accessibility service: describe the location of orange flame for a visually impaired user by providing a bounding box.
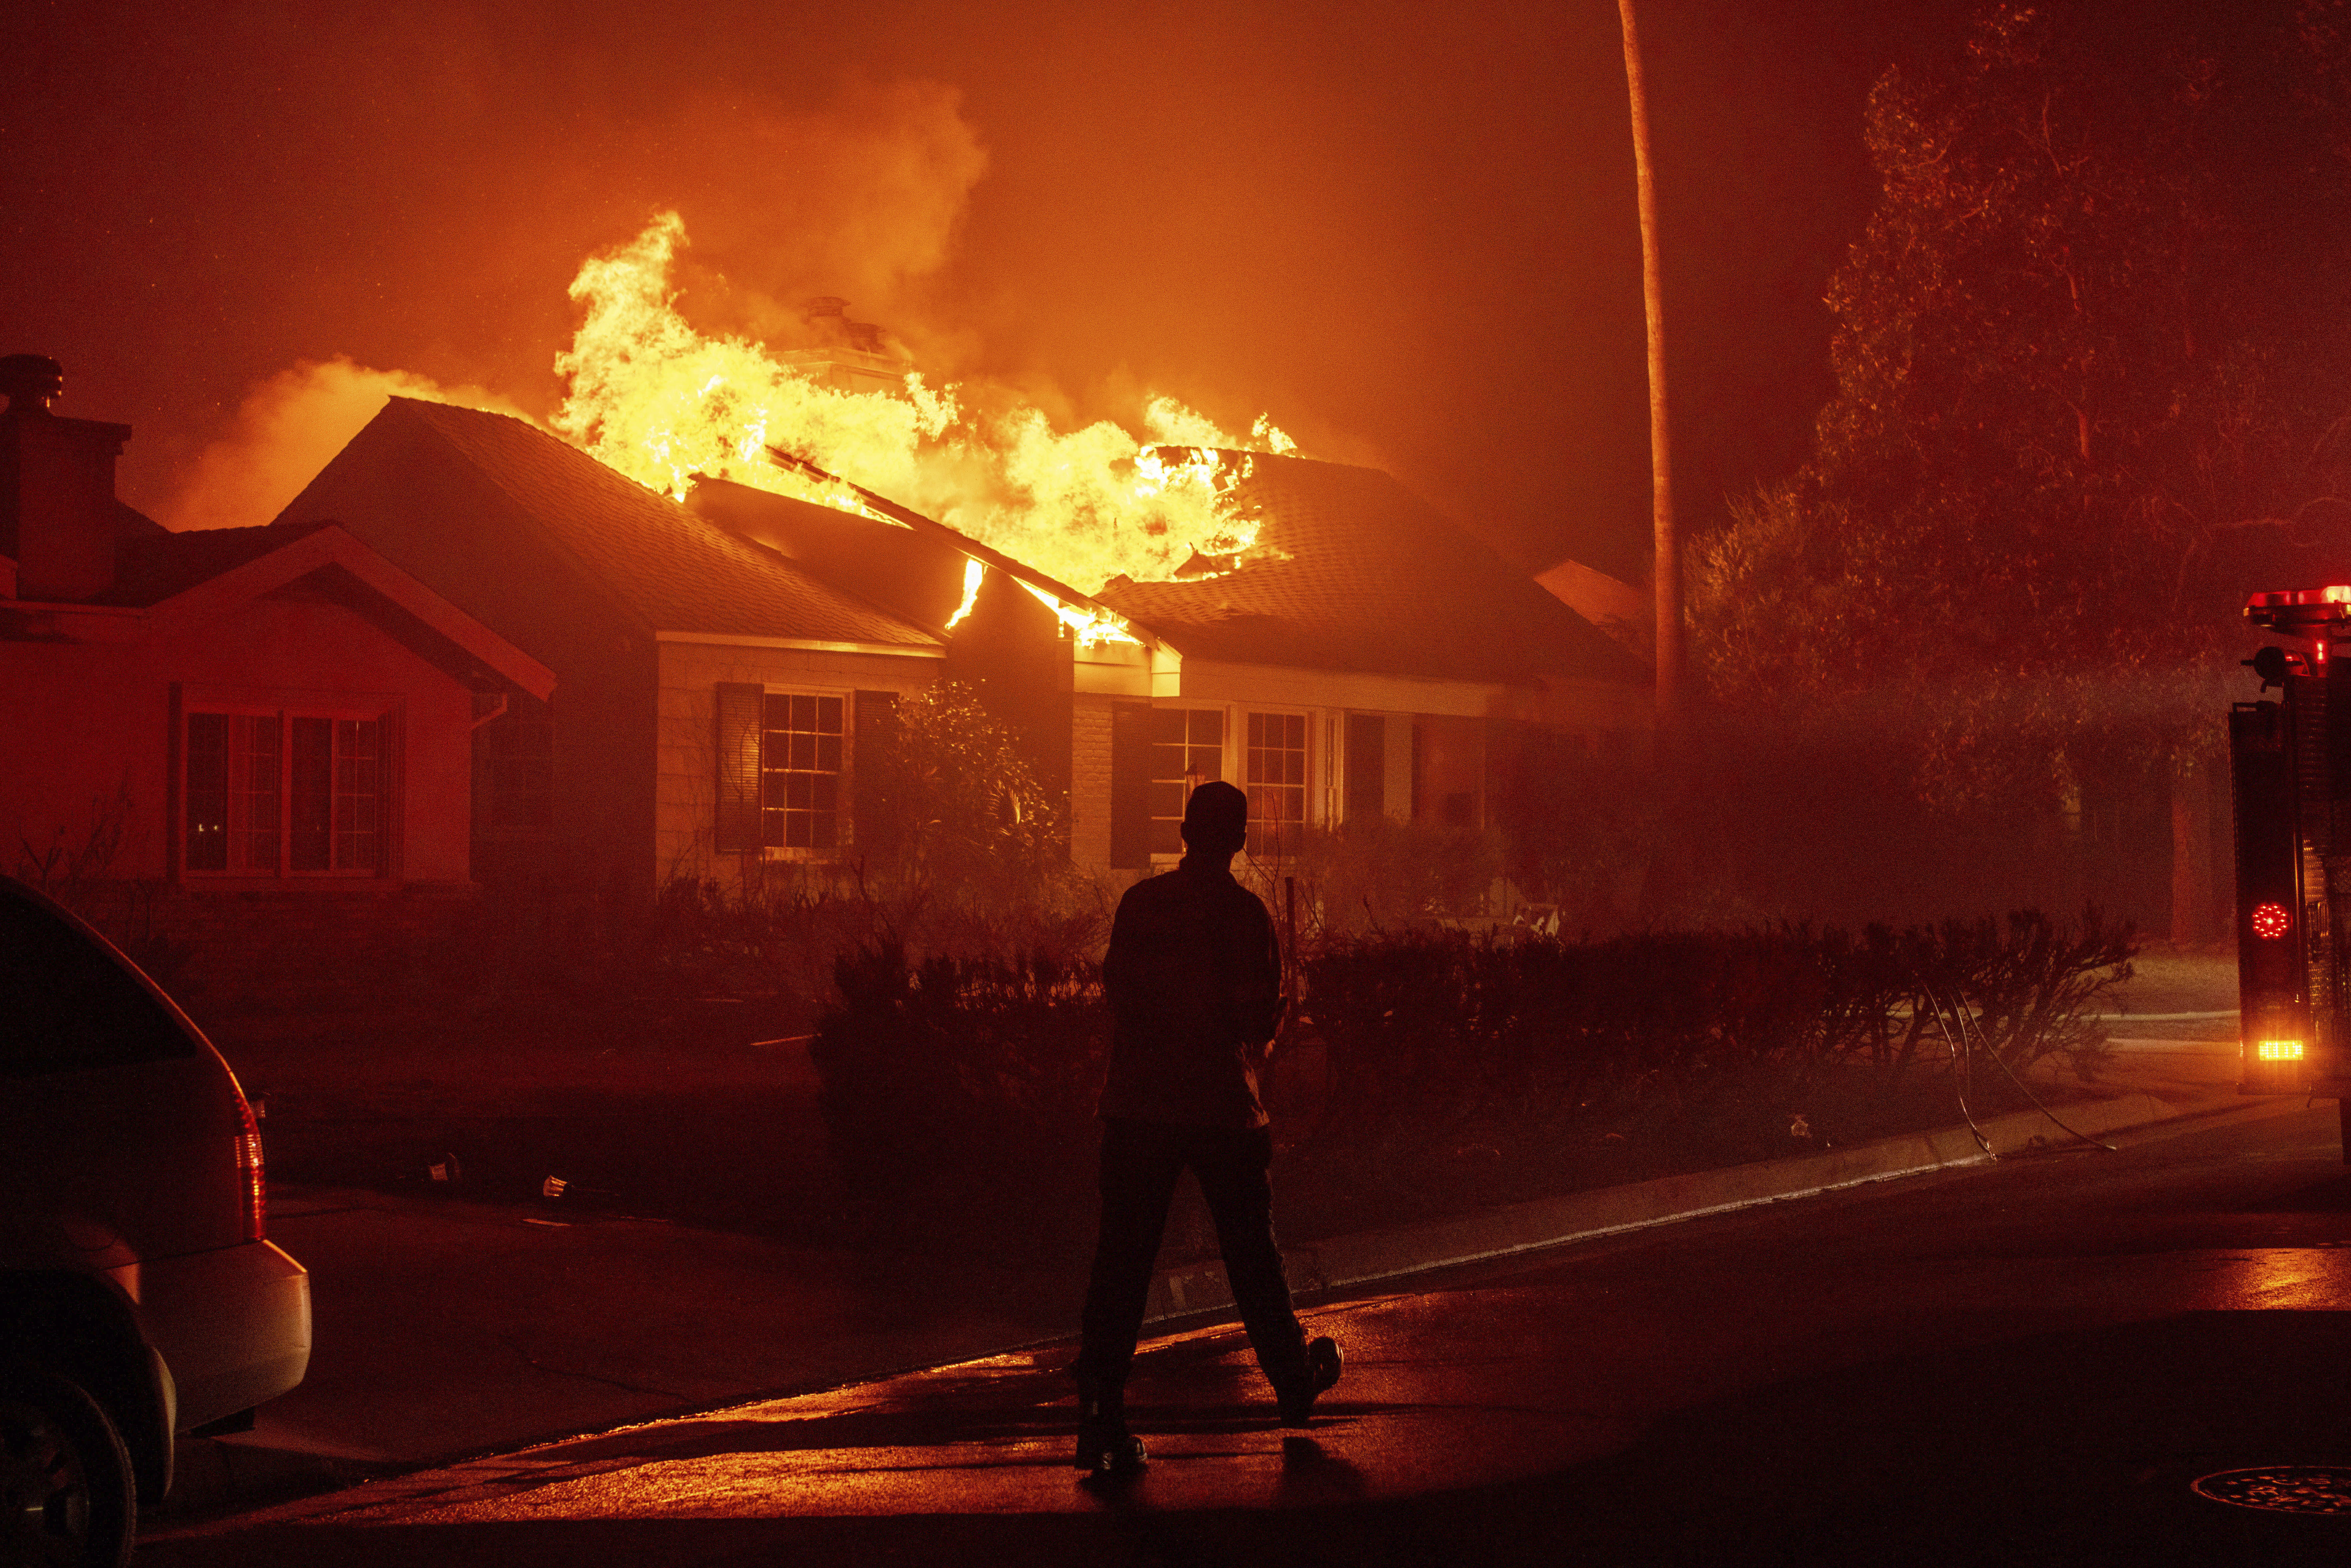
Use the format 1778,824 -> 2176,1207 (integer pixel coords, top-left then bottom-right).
552,213 -> 1295,594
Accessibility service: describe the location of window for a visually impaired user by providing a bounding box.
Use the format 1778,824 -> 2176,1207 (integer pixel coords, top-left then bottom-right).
185,709 -> 388,877
761,693 -> 842,850
1344,714 -> 1385,823
1246,711 -> 1308,850
185,713 -> 280,872
475,695 -> 552,831
1149,707 -> 1225,856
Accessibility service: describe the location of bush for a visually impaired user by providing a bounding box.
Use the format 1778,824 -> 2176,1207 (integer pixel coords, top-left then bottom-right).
805,908 -> 2135,1237
812,944 -> 1110,1244
1258,816 -> 1504,938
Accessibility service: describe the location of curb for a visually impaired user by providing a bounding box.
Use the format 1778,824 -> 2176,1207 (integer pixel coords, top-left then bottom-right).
1140,1084 -> 2280,1324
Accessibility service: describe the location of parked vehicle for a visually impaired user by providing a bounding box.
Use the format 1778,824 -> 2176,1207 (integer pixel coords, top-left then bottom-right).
0,874 -> 310,1567
2233,586 -> 2351,1157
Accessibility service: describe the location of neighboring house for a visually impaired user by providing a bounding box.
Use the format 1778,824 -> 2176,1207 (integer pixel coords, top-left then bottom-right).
0,362 -> 551,898
271,399 -> 950,897
1536,556 -> 1650,664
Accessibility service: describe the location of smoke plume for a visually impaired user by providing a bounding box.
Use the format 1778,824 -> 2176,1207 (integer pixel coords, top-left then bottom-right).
159,358 -> 529,532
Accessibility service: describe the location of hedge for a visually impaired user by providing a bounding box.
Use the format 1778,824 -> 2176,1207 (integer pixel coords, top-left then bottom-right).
809,909 -> 2135,1225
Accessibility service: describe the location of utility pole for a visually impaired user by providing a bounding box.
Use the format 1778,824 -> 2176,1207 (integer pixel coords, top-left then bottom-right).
1618,0 -> 1681,731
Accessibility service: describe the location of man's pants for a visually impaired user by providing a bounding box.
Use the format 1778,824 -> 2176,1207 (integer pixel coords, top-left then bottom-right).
1074,1117 -> 1309,1393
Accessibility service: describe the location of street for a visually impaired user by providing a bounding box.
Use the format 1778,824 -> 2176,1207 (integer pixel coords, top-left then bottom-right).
139,1085 -> 2351,1566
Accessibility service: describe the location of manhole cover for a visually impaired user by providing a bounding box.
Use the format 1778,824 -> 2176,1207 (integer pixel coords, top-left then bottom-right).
2194,1466 -> 2351,1515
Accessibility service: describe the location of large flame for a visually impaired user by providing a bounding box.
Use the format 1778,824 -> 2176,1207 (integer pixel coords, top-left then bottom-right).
552,212 -> 1295,596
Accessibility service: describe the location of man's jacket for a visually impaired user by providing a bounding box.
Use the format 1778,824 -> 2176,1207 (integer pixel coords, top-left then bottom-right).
1098,856 -> 1284,1128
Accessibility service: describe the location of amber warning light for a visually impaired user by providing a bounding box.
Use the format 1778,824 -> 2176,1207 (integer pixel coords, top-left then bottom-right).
2257,1041 -> 2306,1061
2253,902 -> 2293,940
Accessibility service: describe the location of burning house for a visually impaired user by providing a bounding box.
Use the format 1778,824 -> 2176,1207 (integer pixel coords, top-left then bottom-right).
269,398 -> 947,897
259,390 -> 1645,899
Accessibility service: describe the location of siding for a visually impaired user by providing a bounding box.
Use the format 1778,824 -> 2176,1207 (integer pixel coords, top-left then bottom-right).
653,641 -> 936,888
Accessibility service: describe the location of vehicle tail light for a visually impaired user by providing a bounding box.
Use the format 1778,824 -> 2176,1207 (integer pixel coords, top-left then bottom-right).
237,1093 -> 266,1242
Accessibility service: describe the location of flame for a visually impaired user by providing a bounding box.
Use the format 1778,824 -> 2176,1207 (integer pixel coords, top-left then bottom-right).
947,558 -> 984,629
552,213 -> 1296,594
1015,580 -> 1139,648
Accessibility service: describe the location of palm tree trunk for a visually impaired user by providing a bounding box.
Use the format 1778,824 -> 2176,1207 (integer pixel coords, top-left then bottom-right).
1619,0 -> 1680,729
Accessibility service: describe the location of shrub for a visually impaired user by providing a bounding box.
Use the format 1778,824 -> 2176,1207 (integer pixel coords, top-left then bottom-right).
812,944 -> 1109,1238
805,908 -> 2134,1232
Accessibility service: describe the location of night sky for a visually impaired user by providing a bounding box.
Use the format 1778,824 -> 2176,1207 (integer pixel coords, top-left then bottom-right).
5,1 -> 1998,582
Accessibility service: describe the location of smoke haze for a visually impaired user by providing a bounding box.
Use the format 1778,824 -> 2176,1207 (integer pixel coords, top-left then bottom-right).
2,0 -> 2000,578
159,359 -> 531,532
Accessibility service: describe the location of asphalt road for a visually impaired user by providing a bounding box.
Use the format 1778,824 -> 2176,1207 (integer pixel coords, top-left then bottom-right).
138,1089 -> 2351,1567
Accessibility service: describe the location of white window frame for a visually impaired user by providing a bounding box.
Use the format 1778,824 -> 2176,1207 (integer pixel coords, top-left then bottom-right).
180,694 -> 398,884
1241,705 -> 1315,860
756,685 -> 852,859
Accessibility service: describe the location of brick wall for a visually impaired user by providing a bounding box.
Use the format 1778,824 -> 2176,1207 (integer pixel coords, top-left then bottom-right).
1071,693 -> 1114,869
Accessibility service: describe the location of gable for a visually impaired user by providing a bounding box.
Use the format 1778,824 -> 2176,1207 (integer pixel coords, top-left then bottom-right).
276,401 -> 943,660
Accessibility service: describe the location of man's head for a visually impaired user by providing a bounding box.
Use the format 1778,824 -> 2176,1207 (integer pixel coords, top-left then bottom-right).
1181,780 -> 1249,860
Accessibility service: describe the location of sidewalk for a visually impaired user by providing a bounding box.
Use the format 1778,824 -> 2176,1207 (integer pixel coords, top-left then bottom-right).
160,1032 -> 2283,1522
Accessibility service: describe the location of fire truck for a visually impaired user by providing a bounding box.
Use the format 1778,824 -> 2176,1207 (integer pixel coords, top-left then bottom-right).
2233,586 -> 2351,1155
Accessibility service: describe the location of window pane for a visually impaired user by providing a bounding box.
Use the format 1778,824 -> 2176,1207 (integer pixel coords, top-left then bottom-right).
186,713 -> 230,871
332,718 -> 384,872
756,689 -> 845,856
1150,709 -> 1186,743
290,717 -> 333,870
1190,709 -> 1224,745
238,715 -> 281,872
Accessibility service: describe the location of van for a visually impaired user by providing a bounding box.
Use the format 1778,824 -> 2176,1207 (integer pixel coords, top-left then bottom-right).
1,874 -> 311,1566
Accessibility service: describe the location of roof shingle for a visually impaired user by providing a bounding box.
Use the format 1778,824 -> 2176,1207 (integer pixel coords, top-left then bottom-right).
1094,454 -> 1647,687
388,400 -> 939,649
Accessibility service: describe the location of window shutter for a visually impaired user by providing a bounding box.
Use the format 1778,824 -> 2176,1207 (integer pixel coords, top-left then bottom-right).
1110,700 -> 1152,870
852,689 -> 899,857
1345,714 -> 1385,823
383,704 -> 405,880
714,682 -> 763,854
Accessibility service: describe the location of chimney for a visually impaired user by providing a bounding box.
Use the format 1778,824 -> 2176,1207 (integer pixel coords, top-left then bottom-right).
1,355 -> 132,602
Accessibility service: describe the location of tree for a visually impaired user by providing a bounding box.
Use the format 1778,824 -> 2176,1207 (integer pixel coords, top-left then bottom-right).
1692,2 -> 2351,931
859,681 -> 1065,910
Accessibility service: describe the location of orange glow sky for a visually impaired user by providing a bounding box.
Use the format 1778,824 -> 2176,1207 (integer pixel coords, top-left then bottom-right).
1,0 -> 1986,582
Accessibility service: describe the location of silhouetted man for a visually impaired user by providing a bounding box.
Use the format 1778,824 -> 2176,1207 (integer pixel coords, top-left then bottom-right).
1072,779 -> 1341,1475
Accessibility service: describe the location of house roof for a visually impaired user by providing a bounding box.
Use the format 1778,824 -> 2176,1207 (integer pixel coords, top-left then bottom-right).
96,511 -> 333,607
4,508 -> 554,697
378,400 -> 939,650
1092,453 -> 1649,688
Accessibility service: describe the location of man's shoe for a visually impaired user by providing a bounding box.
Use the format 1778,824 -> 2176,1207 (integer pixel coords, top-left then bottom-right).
1074,1381 -> 1147,1475
1277,1335 -> 1342,1427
